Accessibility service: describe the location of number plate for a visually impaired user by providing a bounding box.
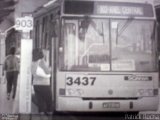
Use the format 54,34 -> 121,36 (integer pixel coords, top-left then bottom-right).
103,102 -> 120,108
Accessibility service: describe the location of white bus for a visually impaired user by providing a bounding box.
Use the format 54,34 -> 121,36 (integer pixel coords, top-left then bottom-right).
33,0 -> 159,112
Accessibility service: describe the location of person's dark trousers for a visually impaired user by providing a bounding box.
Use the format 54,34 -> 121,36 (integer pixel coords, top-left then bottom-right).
6,71 -> 19,98
34,85 -> 52,113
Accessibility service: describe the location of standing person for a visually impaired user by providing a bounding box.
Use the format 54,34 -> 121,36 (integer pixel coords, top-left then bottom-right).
31,48 -> 52,114
3,47 -> 20,100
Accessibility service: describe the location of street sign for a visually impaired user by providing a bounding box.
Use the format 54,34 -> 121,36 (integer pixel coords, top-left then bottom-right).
15,16 -> 33,31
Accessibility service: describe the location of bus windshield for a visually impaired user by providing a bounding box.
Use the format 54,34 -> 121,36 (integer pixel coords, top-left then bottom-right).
60,18 -> 156,72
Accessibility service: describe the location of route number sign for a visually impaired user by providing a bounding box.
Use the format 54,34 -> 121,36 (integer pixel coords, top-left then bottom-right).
15,16 -> 33,31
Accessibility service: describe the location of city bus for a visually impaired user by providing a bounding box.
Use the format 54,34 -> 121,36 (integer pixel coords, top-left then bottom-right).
33,0 -> 159,112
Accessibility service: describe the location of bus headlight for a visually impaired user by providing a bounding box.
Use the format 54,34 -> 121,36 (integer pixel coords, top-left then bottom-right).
138,89 -> 154,96
66,89 -> 84,96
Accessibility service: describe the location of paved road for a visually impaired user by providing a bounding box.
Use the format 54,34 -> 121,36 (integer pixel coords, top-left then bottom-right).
0,76 -> 19,114
0,112 -> 159,120
19,113 -> 128,120
18,111 -> 160,120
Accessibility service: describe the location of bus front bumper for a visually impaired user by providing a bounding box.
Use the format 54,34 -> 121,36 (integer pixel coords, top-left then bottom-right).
56,96 -> 159,112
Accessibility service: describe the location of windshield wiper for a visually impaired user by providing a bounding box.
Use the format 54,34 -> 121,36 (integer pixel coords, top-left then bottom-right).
151,21 -> 156,40
101,22 -> 105,43
116,16 -> 134,44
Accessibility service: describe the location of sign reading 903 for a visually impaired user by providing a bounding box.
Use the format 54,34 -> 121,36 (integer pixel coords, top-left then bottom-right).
66,76 -> 96,86
15,16 -> 33,31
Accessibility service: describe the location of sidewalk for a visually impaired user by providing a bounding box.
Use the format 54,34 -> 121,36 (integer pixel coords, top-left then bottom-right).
0,76 -> 19,114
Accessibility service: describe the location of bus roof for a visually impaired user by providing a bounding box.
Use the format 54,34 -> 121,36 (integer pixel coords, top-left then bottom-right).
36,0 -> 154,10
63,0 -> 154,5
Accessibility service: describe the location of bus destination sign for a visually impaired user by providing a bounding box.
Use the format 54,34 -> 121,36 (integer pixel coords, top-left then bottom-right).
97,6 -> 143,16
95,2 -> 153,17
